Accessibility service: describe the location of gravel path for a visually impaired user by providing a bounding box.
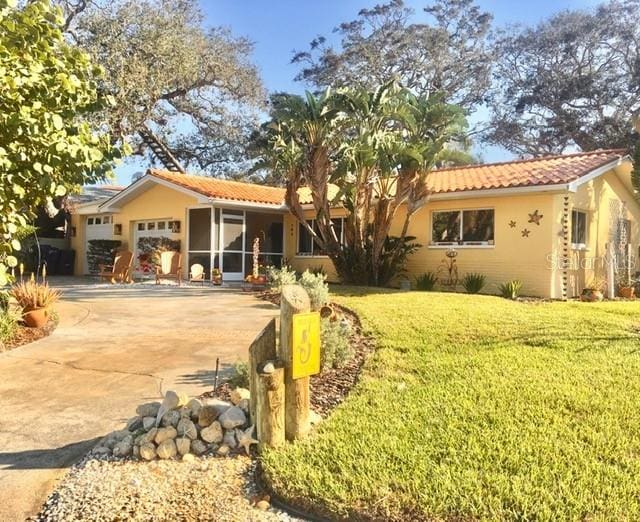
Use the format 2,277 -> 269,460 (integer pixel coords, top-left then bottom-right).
33,453 -> 303,522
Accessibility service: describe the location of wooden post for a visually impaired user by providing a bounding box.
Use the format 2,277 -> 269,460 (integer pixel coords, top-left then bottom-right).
280,285 -> 311,440
256,361 -> 285,451
249,318 -> 276,425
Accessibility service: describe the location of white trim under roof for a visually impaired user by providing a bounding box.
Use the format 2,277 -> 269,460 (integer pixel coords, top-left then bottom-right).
99,174 -> 210,211
566,156 -> 628,192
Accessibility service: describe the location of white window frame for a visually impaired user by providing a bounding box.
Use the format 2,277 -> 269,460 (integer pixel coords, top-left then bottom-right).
430,208 -> 495,247
296,218 -> 345,257
571,209 -> 588,250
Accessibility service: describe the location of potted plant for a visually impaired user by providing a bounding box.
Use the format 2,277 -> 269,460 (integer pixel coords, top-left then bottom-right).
617,276 -> 636,299
211,268 -> 223,285
581,277 -> 606,302
10,276 -> 61,327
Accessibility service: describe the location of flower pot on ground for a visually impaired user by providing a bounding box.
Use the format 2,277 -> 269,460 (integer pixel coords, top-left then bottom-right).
581,277 -> 606,302
618,286 -> 635,299
9,278 -> 61,328
22,307 -> 48,328
211,269 -> 223,285
581,288 -> 604,302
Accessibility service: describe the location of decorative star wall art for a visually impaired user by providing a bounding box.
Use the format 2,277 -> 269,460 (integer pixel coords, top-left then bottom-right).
509,220 -> 517,228
528,210 -> 543,226
521,228 -> 531,238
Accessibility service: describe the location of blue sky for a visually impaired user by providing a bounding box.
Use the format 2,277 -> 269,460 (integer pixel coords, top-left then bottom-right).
114,0 -> 601,185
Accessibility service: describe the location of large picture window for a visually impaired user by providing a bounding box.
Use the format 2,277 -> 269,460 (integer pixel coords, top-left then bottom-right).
571,210 -> 587,248
298,218 -> 344,256
431,209 -> 494,245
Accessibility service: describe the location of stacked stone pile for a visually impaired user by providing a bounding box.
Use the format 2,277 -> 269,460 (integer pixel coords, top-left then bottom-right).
93,388 -> 257,461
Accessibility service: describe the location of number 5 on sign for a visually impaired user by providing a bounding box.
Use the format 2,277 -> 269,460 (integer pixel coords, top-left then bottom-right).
291,312 -> 321,379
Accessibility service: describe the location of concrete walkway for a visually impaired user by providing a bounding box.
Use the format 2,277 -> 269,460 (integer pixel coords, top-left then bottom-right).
0,278 -> 278,521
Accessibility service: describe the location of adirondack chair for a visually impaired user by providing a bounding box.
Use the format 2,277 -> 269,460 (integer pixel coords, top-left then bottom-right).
98,250 -> 133,283
189,263 -> 205,285
156,251 -> 182,286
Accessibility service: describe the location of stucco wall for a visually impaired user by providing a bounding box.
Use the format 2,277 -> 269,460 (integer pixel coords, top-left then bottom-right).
288,193 -> 559,297
71,183 -> 199,276
558,167 -> 640,297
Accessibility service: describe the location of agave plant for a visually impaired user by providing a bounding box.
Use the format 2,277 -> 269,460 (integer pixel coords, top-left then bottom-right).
10,277 -> 61,311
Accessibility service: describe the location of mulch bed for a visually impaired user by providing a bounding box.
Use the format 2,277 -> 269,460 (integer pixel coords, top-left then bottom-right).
202,292 -> 375,418
0,320 -> 57,353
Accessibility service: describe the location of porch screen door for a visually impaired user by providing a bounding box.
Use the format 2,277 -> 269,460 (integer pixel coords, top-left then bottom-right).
221,211 -> 245,281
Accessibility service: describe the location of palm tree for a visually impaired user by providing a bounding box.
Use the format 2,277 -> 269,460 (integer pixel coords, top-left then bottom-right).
263,83 -> 465,285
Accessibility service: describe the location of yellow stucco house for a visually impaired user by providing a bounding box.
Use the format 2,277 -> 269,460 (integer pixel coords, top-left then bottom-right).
70,148 -> 639,298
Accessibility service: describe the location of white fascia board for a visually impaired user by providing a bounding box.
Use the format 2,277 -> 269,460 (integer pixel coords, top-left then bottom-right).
566,157 -> 625,192
99,174 -> 209,212
428,183 -> 569,201
208,198 -> 287,212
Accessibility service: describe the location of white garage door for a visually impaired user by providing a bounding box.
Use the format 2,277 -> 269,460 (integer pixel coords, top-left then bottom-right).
133,219 -> 181,277
85,215 -> 113,273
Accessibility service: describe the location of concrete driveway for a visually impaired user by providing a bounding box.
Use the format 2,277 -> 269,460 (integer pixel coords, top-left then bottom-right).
0,278 -> 278,521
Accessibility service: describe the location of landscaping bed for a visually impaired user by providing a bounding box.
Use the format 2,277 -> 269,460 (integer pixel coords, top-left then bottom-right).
0,318 -> 57,353
206,300 -> 374,418
261,288 -> 640,521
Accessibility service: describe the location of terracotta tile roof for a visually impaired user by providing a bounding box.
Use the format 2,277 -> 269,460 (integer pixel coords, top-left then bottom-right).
427,149 -> 626,194
148,150 -> 627,208
148,169 -> 286,205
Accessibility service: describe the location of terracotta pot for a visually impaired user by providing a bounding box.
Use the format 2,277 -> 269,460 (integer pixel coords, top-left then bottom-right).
619,287 -> 636,299
23,307 -> 47,328
212,275 -> 222,285
580,289 -> 604,302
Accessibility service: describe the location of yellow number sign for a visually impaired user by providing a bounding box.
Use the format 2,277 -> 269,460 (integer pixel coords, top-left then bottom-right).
291,311 -> 321,379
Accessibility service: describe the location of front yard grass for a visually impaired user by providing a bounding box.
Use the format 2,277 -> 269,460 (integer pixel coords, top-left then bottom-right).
262,289 -> 640,521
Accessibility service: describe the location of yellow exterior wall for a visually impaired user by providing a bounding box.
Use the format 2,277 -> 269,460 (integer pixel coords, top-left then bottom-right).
559,168 -> 640,297
70,183 -> 200,276
288,194 -> 559,297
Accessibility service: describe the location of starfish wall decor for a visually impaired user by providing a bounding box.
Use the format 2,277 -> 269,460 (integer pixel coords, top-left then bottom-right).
509,220 -> 517,228
521,229 -> 531,238
528,210 -> 543,225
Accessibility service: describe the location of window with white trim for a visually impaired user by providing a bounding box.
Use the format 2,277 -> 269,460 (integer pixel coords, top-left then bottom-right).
431,209 -> 495,245
297,218 -> 344,256
571,210 -> 588,249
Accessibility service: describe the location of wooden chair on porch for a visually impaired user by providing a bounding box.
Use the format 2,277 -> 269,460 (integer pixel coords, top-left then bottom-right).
156,251 -> 182,286
98,250 -> 133,283
189,263 -> 205,285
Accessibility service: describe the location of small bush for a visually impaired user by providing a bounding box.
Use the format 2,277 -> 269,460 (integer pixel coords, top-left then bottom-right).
321,317 -> 353,371
499,280 -> 523,300
416,272 -> 438,291
227,361 -> 249,389
0,309 -> 18,349
266,265 -> 297,292
462,273 -> 486,294
298,269 -> 329,311
310,265 -> 326,276
0,290 -> 9,312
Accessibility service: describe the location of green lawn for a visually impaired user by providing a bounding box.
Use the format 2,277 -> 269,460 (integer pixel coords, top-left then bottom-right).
261,289 -> 640,521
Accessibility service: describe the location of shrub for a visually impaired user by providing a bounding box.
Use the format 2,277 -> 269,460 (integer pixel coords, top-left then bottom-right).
298,270 -> 330,311
416,272 -> 438,291
311,265 -> 326,276
462,273 -> 486,294
0,309 -> 18,349
499,280 -> 523,300
10,278 -> 61,310
0,290 -> 8,312
227,361 -> 249,389
321,317 -> 353,371
266,265 -> 297,292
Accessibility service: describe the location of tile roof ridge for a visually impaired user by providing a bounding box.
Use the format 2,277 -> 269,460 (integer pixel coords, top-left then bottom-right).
148,169 -> 284,191
432,148 -> 628,174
